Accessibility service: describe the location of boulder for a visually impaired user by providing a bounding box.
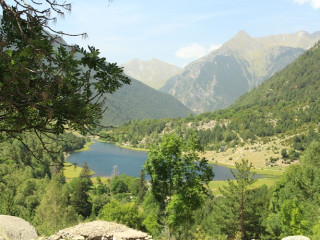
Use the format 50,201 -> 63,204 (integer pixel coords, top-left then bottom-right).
0,215 -> 38,240
282,236 -> 310,240
47,221 -> 152,240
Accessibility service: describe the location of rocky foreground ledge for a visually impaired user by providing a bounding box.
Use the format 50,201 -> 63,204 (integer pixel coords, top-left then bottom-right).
42,221 -> 152,240
0,215 -> 151,240
0,215 -> 38,240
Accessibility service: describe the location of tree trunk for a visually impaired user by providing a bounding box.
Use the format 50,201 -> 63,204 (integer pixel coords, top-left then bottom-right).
241,190 -> 245,240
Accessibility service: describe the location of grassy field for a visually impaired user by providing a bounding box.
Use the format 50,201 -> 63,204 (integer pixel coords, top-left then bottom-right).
209,177 -> 280,196
63,162 -> 95,179
91,176 -> 110,185
202,137 -> 292,169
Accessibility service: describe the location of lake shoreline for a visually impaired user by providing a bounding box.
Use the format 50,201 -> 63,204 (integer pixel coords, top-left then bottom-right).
99,139 -> 149,152
66,141 -> 149,178
208,159 -> 283,178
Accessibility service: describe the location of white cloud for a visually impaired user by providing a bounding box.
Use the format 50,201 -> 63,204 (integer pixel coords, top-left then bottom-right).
294,0 -> 320,9
175,43 -> 221,60
175,43 -> 206,59
209,44 -> 221,52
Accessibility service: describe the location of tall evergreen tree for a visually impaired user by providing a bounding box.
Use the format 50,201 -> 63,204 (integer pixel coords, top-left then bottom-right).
33,175 -> 79,235
219,159 -> 257,240
69,177 -> 92,218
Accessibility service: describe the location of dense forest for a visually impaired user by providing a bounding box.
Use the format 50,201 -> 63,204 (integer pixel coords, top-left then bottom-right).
3,132 -> 320,239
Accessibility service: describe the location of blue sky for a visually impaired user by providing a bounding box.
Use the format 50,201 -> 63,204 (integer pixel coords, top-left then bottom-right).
4,0 -> 320,67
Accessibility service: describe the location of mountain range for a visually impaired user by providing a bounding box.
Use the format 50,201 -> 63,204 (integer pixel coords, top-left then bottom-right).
110,38 -> 320,153
159,30 -> 320,113
121,58 -> 182,89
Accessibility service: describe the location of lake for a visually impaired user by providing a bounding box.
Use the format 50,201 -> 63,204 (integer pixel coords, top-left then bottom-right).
67,141 -> 255,180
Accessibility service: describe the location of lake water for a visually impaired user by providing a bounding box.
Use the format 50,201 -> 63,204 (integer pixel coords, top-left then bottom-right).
67,141 -> 255,180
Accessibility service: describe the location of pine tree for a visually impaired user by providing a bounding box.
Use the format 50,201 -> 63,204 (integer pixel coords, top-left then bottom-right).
33,175 -> 79,235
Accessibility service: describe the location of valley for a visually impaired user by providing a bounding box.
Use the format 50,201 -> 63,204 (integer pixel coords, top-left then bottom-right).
2,1 -> 320,239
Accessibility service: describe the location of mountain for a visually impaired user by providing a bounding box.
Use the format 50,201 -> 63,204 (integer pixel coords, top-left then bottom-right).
233,39 -> 320,110
121,58 -> 182,89
0,18 -> 191,127
160,31 -> 320,113
111,39 -> 320,154
101,77 -> 192,126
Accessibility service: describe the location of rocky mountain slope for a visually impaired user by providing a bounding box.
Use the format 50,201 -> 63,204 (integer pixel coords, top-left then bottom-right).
121,58 -> 182,89
160,31 -> 320,113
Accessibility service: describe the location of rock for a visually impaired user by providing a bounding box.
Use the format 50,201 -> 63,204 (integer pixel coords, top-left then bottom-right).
0,215 -> 38,240
47,221 -> 151,240
282,236 -> 310,240
72,236 -> 85,240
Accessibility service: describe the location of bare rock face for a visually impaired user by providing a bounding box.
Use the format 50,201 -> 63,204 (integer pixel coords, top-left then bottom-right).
45,221 -> 152,240
282,236 -> 310,240
160,31 -> 320,114
0,215 -> 38,240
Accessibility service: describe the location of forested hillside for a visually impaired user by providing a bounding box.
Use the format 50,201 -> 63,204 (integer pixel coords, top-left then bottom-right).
109,40 -> 320,155
101,78 -> 192,126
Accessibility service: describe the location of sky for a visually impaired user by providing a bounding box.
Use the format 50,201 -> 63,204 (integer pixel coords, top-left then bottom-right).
3,0 -> 320,67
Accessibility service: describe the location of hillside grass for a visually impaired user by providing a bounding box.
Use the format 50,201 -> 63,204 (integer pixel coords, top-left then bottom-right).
63,162 -> 95,179
91,176 -> 110,185
209,177 -> 280,196
203,138 -> 292,171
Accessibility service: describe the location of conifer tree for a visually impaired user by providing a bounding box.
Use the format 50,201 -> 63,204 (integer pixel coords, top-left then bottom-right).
33,175 -> 79,235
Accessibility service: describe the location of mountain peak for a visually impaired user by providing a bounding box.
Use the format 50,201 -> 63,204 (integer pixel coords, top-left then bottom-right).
160,30 -> 320,114
234,30 -> 252,39
121,58 -> 182,89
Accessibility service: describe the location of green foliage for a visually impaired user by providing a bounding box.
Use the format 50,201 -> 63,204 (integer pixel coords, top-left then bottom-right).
68,177 -> 92,218
264,141 -> 320,239
90,194 -> 110,218
33,175 -> 80,236
0,130 -> 88,235
219,159 -> 258,240
137,170 -> 147,203
98,199 -> 143,230
281,149 -> 289,159
300,141 -> 320,168
144,133 -> 214,238
0,132 -> 85,177
0,8 -> 130,139
100,79 -> 191,127
144,133 -> 214,210
92,177 -> 109,195
280,198 -> 309,236
312,219 -> 320,240
141,191 -> 162,237
110,176 -> 129,194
